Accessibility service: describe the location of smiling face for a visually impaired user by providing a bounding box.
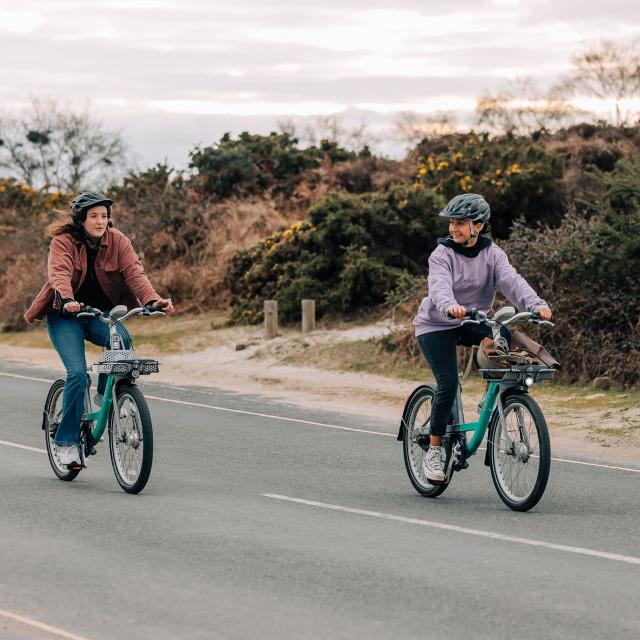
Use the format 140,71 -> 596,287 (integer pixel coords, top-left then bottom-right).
449,218 -> 483,244
82,205 -> 109,239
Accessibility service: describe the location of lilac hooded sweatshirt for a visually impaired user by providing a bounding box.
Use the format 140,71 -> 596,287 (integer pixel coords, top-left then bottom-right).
413,238 -> 547,336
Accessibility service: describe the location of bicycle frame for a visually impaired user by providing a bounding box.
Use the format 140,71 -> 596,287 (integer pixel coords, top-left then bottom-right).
82,374 -> 117,445
451,380 -> 501,456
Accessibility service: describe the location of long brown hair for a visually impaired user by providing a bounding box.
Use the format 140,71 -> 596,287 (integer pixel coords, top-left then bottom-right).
46,210 -> 114,240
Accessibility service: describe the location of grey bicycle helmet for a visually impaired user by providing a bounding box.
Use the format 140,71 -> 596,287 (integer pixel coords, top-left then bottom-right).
439,193 -> 490,225
69,192 -> 113,219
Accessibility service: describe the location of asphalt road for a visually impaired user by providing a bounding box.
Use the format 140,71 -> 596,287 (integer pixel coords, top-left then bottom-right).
1,362 -> 639,640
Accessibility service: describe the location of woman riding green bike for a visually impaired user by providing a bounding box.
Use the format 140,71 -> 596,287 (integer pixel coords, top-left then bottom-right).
24,192 -> 174,468
413,193 -> 552,483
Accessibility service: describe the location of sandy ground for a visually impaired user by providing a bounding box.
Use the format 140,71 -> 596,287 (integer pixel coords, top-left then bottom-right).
1,323 -> 639,465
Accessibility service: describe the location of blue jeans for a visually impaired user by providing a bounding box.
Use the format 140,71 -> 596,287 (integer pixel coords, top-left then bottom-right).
46,312 -> 132,446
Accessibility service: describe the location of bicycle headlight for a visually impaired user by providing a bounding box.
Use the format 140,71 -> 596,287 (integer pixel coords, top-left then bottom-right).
112,363 -> 131,375
524,376 -> 534,387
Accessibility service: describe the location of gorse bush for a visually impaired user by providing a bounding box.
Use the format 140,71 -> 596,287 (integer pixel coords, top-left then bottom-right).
226,184 -> 446,323
188,132 -> 352,200
506,154 -> 640,385
415,132 -> 565,238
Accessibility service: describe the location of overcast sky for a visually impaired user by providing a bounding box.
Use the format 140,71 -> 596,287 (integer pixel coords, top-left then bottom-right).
1,0 -> 639,168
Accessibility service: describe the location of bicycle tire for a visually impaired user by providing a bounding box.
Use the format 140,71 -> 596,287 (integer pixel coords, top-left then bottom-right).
488,393 -> 550,512
402,385 -> 449,498
109,383 -> 153,494
43,379 -> 81,481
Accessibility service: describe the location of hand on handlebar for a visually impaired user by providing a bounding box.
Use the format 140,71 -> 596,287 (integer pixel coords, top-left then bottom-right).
63,300 -> 83,314
146,298 -> 174,314
534,306 -> 552,321
446,305 -> 467,320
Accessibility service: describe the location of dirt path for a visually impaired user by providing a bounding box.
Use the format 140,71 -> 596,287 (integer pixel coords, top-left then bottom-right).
1,323 -> 638,466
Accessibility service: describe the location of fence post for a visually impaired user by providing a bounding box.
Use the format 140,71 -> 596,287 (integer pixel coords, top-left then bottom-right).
264,300 -> 278,339
301,299 -> 316,333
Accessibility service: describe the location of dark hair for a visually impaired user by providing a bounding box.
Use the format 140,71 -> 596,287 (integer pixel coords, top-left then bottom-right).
46,209 -> 114,240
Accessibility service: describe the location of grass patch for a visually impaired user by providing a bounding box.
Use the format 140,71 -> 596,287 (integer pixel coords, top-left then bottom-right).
279,339 -> 426,380
1,311 -> 230,355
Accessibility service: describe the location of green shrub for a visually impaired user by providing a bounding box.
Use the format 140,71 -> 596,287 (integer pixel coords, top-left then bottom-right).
188,132 -> 349,199
415,132 -> 565,238
506,154 -> 640,386
226,184 -> 446,323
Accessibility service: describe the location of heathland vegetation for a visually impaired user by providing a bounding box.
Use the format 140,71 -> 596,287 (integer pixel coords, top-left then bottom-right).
1,39 -> 640,387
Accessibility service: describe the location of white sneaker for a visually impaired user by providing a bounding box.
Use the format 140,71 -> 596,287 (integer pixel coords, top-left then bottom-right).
57,445 -> 82,467
422,446 -> 445,482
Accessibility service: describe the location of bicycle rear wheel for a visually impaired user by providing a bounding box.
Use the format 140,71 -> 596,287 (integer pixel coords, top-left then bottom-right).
109,383 -> 153,494
402,385 -> 448,498
43,379 -> 81,481
488,394 -> 550,511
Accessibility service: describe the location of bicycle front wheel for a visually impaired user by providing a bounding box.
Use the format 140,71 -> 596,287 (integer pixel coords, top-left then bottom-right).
402,385 -> 448,498
109,383 -> 153,494
488,394 -> 550,512
43,379 -> 82,482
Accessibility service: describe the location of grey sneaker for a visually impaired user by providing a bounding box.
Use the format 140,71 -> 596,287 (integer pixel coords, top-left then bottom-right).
422,446 -> 445,482
57,445 -> 82,467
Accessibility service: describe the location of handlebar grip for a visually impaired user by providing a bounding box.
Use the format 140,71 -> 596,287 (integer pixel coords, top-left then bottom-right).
446,307 -> 478,319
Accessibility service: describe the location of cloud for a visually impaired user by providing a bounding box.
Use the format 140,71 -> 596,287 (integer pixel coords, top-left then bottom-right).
0,0 -> 638,167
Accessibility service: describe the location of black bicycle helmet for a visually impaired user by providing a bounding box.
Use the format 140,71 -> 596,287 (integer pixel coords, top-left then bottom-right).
69,192 -> 113,219
439,193 -> 490,225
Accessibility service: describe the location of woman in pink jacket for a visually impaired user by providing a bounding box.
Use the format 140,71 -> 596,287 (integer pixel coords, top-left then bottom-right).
25,192 -> 174,467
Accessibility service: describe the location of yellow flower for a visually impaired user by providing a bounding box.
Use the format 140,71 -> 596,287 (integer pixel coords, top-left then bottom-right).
418,167 -> 427,175
436,161 -> 449,171
495,169 -> 502,176
510,163 -> 521,174
459,176 -> 472,191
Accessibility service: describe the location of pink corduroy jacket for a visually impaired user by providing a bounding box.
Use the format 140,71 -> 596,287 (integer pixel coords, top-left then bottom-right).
24,228 -> 159,324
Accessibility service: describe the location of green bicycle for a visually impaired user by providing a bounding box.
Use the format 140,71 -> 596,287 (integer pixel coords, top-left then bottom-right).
42,305 -> 164,494
399,307 -> 555,512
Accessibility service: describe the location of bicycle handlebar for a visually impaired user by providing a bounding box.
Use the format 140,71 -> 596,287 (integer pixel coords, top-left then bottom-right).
75,305 -> 165,324
451,308 -> 554,328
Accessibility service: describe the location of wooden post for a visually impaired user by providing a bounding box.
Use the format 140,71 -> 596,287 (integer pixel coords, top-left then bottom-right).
301,299 -> 316,333
264,300 -> 278,339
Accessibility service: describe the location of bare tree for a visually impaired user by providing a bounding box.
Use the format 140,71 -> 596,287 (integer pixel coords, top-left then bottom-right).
476,78 -> 587,134
558,39 -> 640,126
0,98 -> 126,192
394,111 -> 457,147
278,114 -> 375,151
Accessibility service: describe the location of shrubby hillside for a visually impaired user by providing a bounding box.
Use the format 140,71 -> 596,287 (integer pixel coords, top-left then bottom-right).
1,123 -> 639,386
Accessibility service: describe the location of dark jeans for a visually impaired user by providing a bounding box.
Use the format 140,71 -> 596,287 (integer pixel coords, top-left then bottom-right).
417,324 -> 509,437
46,312 -> 132,446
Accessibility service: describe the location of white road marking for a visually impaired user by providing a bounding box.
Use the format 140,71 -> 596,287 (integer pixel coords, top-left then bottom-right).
0,439 -> 46,454
0,608 -> 91,640
2,370 -> 639,474
143,394 -> 394,437
262,493 -> 640,567
0,372 -> 55,384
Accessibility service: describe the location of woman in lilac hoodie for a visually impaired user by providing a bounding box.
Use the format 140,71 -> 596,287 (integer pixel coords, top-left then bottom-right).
413,193 -> 552,482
